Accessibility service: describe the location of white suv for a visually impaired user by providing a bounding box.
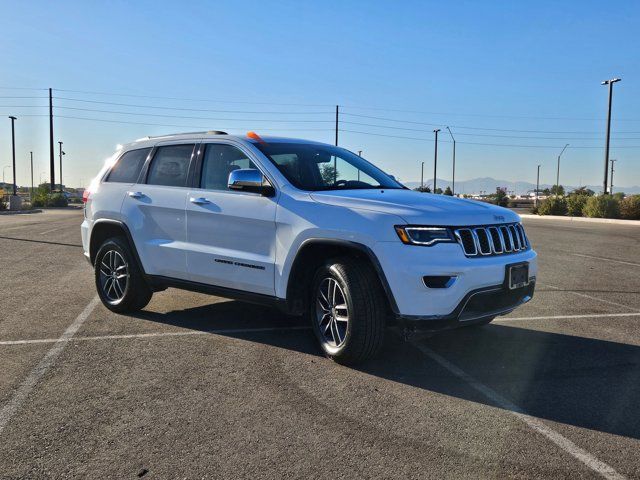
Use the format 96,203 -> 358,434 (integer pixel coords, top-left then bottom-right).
81,131 -> 537,364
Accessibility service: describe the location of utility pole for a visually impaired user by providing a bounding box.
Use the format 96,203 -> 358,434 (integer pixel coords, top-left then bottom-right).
601,78 -> 621,195
58,141 -> 64,192
334,105 -> 339,146
30,152 -> 34,202
433,128 -> 440,193
555,143 -> 569,196
610,159 -> 617,194
421,161 -> 424,190
9,116 -> 17,196
446,126 -> 456,195
49,87 -> 55,190
535,164 -> 541,208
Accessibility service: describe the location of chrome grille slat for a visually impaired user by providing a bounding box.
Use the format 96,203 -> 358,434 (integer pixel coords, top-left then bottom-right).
454,223 -> 530,258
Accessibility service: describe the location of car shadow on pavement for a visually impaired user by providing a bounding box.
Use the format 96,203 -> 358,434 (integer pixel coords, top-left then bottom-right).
132,300 -> 640,441
360,323 -> 640,441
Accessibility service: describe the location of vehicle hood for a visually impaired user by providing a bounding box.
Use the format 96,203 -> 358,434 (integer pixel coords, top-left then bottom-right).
309,189 -> 520,226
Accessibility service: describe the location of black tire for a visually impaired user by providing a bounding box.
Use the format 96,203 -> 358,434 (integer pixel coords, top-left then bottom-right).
309,256 -> 386,365
94,236 -> 152,313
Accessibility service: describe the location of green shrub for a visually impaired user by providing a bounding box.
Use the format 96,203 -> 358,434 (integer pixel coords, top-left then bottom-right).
47,193 -> 69,207
619,194 -> 640,220
583,195 -> 619,219
566,194 -> 588,217
31,192 -> 69,208
538,196 -> 567,216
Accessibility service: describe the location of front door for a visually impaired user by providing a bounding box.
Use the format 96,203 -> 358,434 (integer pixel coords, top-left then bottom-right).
185,142 -> 277,295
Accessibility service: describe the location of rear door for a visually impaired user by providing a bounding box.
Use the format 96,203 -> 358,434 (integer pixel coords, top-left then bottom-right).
120,141 -> 197,279
185,142 -> 277,295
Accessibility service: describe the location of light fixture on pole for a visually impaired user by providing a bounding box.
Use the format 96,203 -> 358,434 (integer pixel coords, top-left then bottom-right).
9,116 -> 17,196
433,128 -> 440,193
446,126 -> 456,196
555,144 -> 569,196
601,78 -> 621,194
610,159 -> 617,194
536,164 -> 541,208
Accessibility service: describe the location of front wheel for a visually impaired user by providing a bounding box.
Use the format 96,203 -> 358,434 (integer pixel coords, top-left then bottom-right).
310,257 -> 386,365
94,236 -> 152,313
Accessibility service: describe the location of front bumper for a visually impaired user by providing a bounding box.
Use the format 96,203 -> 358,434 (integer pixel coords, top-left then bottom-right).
397,280 -> 535,333
373,240 -> 538,319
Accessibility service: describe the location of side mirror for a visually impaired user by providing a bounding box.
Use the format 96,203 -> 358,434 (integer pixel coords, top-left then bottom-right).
228,168 -> 275,196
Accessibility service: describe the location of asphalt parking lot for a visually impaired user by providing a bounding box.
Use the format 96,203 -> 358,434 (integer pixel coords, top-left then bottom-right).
1,209 -> 639,479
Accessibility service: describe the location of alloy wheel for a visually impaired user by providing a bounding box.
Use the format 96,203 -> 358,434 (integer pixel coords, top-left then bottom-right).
99,250 -> 129,302
316,277 -> 349,348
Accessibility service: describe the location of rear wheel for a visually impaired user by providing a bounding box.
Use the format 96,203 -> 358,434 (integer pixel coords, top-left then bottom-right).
310,257 -> 386,365
94,237 -> 152,313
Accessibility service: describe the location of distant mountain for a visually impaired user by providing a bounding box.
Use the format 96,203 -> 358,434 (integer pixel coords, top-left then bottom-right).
402,177 -> 640,195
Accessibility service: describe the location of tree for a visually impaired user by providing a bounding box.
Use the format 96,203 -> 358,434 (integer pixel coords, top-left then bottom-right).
443,186 -> 453,196
550,185 -> 565,196
414,185 -> 431,193
571,186 -> 594,197
542,188 -> 551,196
320,165 -> 338,185
434,187 -> 443,194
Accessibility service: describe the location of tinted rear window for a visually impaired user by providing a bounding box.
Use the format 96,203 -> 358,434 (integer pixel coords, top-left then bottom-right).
106,148 -> 151,183
146,144 -> 194,187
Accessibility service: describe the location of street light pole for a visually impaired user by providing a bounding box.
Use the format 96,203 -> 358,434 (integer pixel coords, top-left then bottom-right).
610,159 -> 617,194
446,126 -> 456,195
9,116 -> 17,196
433,128 -> 440,193
601,78 -> 621,195
421,161 -> 424,190
555,143 -> 569,196
536,164 -> 541,208
30,152 -> 34,202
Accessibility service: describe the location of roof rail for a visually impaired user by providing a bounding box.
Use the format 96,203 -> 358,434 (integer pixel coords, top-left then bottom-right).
139,130 -> 228,140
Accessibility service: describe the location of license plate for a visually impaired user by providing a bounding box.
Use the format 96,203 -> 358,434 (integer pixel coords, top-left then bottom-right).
508,263 -> 529,290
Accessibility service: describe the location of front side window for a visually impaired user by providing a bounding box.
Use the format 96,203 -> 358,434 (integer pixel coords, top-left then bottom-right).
106,148 -> 151,183
200,144 -> 258,191
146,144 -> 194,187
254,142 -> 402,191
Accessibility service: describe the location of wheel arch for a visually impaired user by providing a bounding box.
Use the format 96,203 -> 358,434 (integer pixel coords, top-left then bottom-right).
284,238 -> 399,316
89,219 -> 145,275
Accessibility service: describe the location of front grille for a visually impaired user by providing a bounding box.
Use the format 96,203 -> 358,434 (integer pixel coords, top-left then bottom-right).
454,223 -> 529,257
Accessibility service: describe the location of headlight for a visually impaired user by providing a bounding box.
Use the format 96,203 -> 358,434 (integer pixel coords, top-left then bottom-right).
394,226 -> 455,246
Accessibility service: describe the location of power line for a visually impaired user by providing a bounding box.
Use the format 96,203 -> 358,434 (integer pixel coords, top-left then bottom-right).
340,105 -> 640,122
341,129 -> 640,149
341,112 -> 640,134
52,106 -> 333,123
341,121 -> 640,140
54,97 -> 333,114
55,115 -> 334,131
53,90 -> 334,107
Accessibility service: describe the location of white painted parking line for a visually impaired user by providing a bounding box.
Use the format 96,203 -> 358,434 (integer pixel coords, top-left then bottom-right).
0,325 -> 311,346
0,296 -> 100,435
412,342 -> 626,480
546,284 -> 638,311
570,253 -> 640,268
39,227 -> 64,235
496,312 -> 640,322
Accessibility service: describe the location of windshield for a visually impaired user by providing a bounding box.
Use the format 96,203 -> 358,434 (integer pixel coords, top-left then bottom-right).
254,142 -> 403,191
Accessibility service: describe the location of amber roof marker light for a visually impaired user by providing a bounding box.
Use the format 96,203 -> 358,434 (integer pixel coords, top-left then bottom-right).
247,131 -> 267,144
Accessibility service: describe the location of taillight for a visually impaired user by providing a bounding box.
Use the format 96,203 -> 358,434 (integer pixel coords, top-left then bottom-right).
82,189 -> 90,203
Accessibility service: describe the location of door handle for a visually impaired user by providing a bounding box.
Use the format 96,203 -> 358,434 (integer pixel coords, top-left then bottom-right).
190,197 -> 211,205
127,191 -> 144,199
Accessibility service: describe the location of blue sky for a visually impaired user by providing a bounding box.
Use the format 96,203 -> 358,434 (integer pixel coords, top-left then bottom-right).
0,0 -> 638,190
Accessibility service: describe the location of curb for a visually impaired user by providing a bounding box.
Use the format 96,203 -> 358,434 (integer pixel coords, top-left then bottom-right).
520,214 -> 640,226
0,209 -> 43,216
